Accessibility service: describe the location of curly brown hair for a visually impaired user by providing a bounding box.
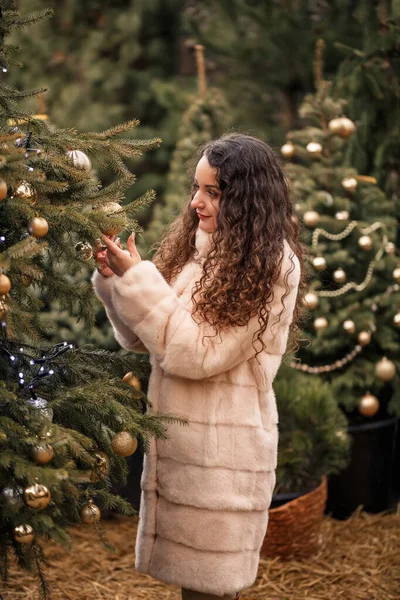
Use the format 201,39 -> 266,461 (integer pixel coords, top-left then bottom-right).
152,133 -> 307,359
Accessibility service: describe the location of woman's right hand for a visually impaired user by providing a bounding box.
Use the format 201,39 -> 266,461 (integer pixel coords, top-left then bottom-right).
94,237 -> 121,277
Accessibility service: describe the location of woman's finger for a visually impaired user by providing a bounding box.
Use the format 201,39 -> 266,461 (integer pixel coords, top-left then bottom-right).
102,234 -> 122,256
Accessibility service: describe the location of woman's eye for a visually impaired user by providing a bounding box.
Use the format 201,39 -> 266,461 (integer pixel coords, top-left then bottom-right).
192,183 -> 199,189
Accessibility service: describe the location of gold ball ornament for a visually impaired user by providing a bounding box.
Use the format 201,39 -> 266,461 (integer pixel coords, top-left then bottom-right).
16,181 -> 35,198
67,149 -> 92,171
27,217 -> 49,238
14,524 -> 35,544
358,235 -> 373,251
341,177 -> 358,193
31,443 -> 54,465
358,331 -> 372,346
312,256 -> 327,271
98,202 -> 125,236
335,429 -> 348,442
340,117 -> 356,137
303,210 -> 320,228
0,274 -> 11,296
80,500 -> 101,524
375,357 -> 396,382
314,317 -> 328,331
333,267 -> 347,284
90,451 -> 110,481
0,179 -> 8,201
302,292 -> 319,311
281,141 -> 295,158
111,431 -> 138,457
75,241 -> 93,261
24,483 -> 51,510
385,242 -> 396,254
343,319 -> 356,334
306,141 -> 323,158
122,371 -> 142,390
328,117 -> 345,135
335,210 -> 350,221
359,392 -> 379,417
393,267 -> 400,283
394,312 -> 400,328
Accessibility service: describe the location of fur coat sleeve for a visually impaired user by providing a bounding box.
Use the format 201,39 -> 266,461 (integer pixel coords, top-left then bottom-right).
91,269 -> 149,354
110,245 -> 300,380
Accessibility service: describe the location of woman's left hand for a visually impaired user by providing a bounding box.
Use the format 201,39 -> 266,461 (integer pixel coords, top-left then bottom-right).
101,232 -> 142,277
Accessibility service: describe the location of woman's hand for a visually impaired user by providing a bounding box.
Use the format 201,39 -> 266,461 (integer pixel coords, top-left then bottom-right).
93,237 -> 119,277
101,232 -> 142,277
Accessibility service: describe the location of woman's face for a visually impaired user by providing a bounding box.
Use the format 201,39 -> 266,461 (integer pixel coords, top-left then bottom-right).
190,155 -> 221,232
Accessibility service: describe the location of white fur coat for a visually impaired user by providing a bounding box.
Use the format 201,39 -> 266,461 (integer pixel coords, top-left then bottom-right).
91,225 -> 300,596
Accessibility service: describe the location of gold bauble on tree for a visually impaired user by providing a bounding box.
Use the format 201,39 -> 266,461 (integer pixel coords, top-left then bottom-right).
306,141 -> 323,158
16,181 -> 35,198
0,179 -> 8,201
314,317 -> 328,331
90,451 -> 110,481
24,483 -> 51,510
98,202 -> 126,236
122,371 -> 141,390
80,499 -> 101,524
341,177 -> 358,193
375,357 -> 396,382
393,312 -> 400,328
14,524 -> 35,544
358,331 -> 372,346
302,292 -> 319,311
27,216 -> 49,238
333,267 -> 346,284
343,319 -> 356,334
393,267 -> 400,283
280,141 -> 295,158
359,392 -> 379,417
328,117 -> 345,135
75,241 -> 93,261
31,443 -> 54,465
303,210 -> 320,228
358,235 -> 373,251
335,210 -> 350,221
111,431 -> 138,457
67,149 -> 92,171
312,256 -> 327,271
340,117 -> 356,137
0,274 -> 11,296
385,242 -> 396,254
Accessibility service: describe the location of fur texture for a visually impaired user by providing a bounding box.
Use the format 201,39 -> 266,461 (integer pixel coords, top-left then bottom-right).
91,226 -> 300,596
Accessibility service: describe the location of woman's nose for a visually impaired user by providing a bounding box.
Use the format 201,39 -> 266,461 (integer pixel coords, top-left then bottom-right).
191,193 -> 204,208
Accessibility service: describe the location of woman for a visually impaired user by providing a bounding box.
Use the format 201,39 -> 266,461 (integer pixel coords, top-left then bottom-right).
92,133 -> 305,599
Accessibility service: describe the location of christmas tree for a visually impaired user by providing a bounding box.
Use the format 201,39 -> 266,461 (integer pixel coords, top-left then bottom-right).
0,3 -> 186,594
282,41 -> 400,423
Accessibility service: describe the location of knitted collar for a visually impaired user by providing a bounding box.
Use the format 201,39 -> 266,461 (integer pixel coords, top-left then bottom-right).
194,224 -> 214,259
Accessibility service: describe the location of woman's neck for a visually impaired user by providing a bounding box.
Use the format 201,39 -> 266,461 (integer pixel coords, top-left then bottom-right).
194,225 -> 213,259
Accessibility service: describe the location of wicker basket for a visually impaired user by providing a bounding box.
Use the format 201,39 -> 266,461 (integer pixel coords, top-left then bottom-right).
261,475 -> 327,560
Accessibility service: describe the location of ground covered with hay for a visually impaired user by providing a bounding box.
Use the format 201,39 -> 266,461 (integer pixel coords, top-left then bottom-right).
3,506 -> 400,600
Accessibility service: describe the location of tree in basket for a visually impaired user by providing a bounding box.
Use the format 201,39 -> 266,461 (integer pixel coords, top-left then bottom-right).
0,3 -> 186,595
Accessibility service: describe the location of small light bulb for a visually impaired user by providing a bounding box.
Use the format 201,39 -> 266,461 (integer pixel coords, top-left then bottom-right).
40,366 -> 44,372
0,237 -> 5,242
49,369 -> 54,375
30,359 -> 35,365
19,379 -> 24,384
2,68 -> 8,73
19,348 -> 24,352
10,355 -> 15,361
18,372 -> 23,378
69,344 -> 73,348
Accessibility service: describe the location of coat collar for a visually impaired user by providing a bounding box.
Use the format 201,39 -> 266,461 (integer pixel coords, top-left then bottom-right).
194,225 -> 214,259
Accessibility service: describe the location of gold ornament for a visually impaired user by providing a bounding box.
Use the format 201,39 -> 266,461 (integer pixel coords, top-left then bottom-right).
358,331 -> 371,346
312,256 -> 327,271
314,317 -> 328,331
343,319 -> 356,334
111,431 -> 138,457
333,267 -> 346,283
98,202 -> 125,236
335,210 -> 350,221
31,443 -> 54,464
0,274 -> 11,296
67,149 -> 92,171
16,181 -> 35,198
328,117 -> 345,135
359,392 -> 379,417
24,483 -> 51,510
14,524 -> 35,544
375,357 -> 396,382
122,371 -> 141,390
302,292 -> 319,310
27,216 -> 49,238
0,299 -> 7,319
341,177 -> 358,193
393,267 -> 400,283
281,141 -> 295,158
329,117 -> 356,138
394,312 -> 400,328
315,191 -> 333,206
335,429 -> 347,441
303,210 -> 320,227
90,451 -> 110,481
80,499 -> 101,524
75,241 -> 93,261
358,235 -> 373,251
385,242 -> 396,254
0,179 -> 8,201
306,141 -> 323,158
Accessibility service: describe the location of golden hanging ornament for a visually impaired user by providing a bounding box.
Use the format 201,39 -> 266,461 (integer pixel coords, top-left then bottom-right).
335,210 -> 350,221
16,181 -> 35,199
67,149 -> 92,171
303,210 -> 320,227
385,242 -> 396,254
0,179 -> 7,201
75,241 -> 93,261
14,524 -> 35,544
90,451 -> 110,481
312,256 -> 327,271
392,267 -> 400,283
314,317 -> 328,331
358,235 -> 373,251
306,141 -> 323,158
333,267 -> 346,284
375,357 -> 396,382
98,202 -> 126,236
111,431 -> 138,457
24,483 -> 51,510
27,216 -> 49,238
0,274 -> 11,296
343,319 -> 356,334
122,371 -> 142,390
335,429 -> 348,442
359,392 -> 379,417
341,177 -> 358,193
31,443 -> 54,464
358,331 -> 372,346
280,141 -> 295,158
80,499 -> 101,524
340,117 -> 356,137
393,312 -> 400,328
328,117 -> 345,135
302,292 -> 319,311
